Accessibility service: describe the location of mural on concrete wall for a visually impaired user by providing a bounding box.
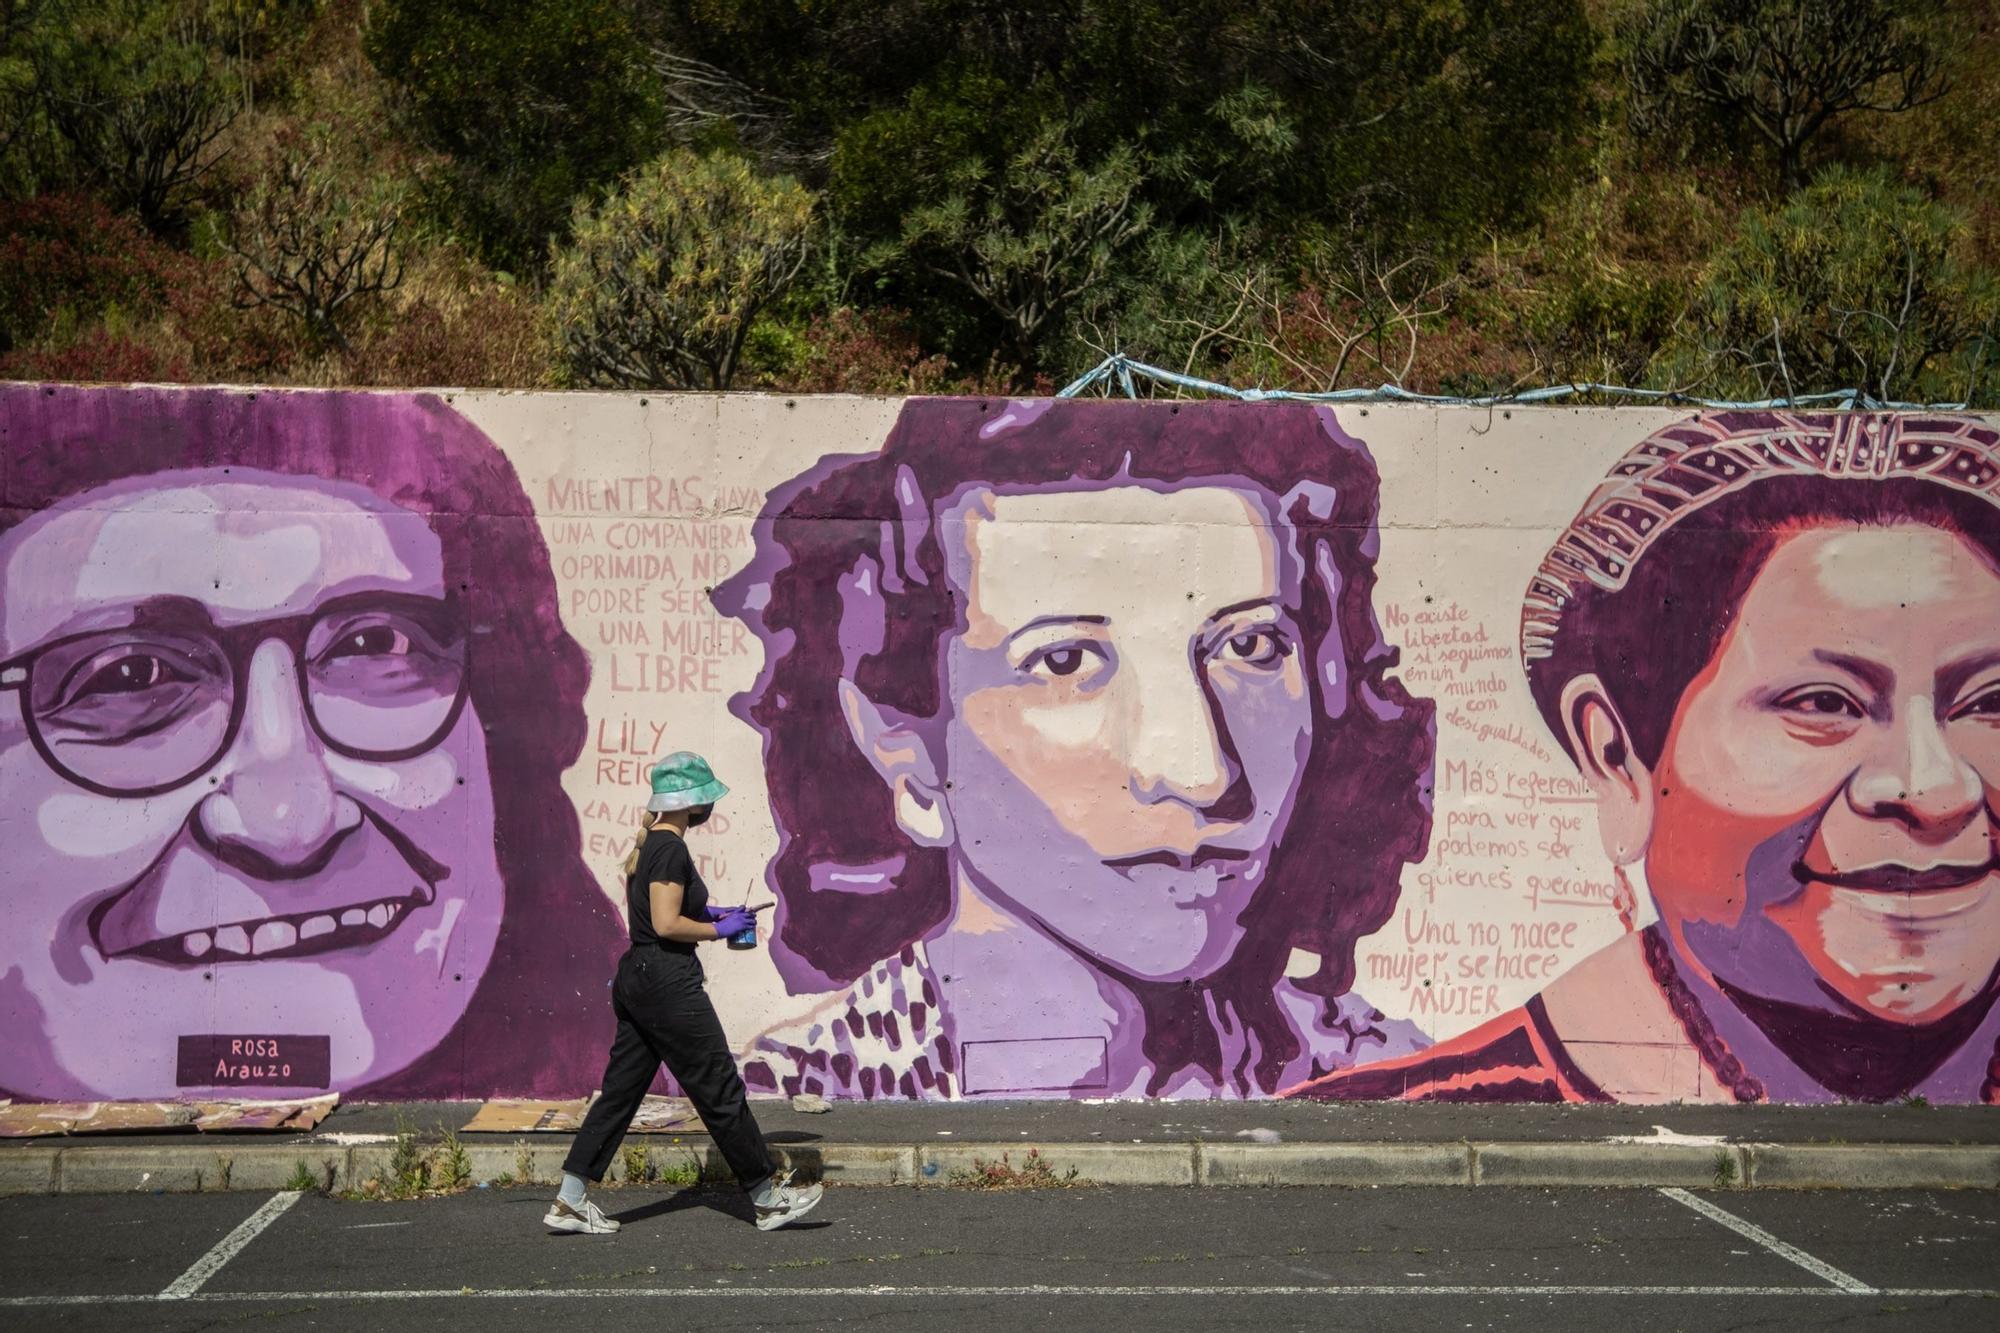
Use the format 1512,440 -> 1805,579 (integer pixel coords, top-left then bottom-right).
713,400 -> 1437,1097
5,387 -> 1996,1105
0,386 -> 622,1100
1290,413 -> 2000,1105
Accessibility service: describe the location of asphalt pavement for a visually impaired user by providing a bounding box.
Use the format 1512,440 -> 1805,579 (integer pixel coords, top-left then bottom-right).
1,1183 -> 1995,1332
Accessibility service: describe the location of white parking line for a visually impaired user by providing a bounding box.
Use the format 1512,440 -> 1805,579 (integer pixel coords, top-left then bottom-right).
159,1190 -> 303,1300
0,1283 -> 1993,1306
1659,1187 -> 1876,1294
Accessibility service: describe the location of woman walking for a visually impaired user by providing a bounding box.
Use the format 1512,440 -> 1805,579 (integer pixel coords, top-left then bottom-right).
547,752 -> 823,1233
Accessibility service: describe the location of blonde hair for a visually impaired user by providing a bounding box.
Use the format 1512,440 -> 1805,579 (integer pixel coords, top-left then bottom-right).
622,812 -> 660,876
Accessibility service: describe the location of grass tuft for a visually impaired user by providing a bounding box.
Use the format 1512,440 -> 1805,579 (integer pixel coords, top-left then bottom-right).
948,1147 -> 1085,1190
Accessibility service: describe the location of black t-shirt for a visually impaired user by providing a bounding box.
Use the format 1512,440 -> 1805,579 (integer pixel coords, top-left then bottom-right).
627,828 -> 709,952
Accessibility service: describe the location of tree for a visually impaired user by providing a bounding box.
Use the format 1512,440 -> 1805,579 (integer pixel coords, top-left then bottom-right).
228,121 -> 406,354
649,45 -> 828,177
27,0 -> 242,234
1232,245 -> 1460,393
0,1 -> 48,169
1061,223 -> 1266,384
640,1 -> 1598,376
365,0 -> 665,275
1654,166 -> 1998,405
1626,0 -> 1950,193
891,122 -> 1151,382
548,149 -> 815,390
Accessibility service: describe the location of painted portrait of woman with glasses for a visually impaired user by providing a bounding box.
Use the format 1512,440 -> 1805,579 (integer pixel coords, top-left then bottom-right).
0,384 -> 622,1100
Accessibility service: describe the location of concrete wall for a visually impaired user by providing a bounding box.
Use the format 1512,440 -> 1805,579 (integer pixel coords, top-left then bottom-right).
3,385 -> 1996,1105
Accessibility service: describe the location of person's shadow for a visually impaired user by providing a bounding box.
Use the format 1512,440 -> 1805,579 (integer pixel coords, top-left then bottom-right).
611,1188 -> 832,1229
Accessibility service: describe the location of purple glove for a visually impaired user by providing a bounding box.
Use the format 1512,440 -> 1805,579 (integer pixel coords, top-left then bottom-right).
705,904 -> 744,922
710,908 -> 754,939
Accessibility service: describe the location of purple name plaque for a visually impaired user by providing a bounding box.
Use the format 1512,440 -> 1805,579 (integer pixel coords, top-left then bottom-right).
176,1035 -> 332,1089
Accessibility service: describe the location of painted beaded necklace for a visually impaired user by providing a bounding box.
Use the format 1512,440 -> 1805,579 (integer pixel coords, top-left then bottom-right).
1641,928 -> 1767,1103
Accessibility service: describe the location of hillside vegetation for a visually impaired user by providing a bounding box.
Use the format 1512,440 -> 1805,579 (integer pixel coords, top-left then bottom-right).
2,0 -> 1994,402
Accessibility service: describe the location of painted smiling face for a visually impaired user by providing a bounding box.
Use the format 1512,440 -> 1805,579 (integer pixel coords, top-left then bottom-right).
935,484 -> 1316,981
1645,523 -> 2000,1024
0,471 -> 502,1097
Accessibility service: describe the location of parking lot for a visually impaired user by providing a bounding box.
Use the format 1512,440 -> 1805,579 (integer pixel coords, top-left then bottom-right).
2,1184 -> 1995,1331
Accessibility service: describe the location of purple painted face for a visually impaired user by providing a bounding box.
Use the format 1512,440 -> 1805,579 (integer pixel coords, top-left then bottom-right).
0,470 -> 502,1097
934,483 -> 1316,980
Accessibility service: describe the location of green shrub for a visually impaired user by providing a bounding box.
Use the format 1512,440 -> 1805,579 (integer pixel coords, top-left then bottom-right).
548,148 -> 815,389
365,0 -> 664,274
1654,165 -> 1999,404
24,0 -> 244,234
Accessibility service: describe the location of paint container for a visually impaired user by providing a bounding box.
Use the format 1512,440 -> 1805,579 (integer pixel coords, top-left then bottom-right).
729,903 -> 771,950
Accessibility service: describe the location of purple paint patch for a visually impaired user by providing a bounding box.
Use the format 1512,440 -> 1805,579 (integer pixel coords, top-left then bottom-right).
978,398 -> 1057,439
961,1036 -> 1109,1095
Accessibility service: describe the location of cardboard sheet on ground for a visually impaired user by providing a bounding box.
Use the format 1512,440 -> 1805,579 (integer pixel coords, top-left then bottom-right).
196,1095 -> 339,1132
0,1095 -> 338,1137
460,1095 -> 706,1135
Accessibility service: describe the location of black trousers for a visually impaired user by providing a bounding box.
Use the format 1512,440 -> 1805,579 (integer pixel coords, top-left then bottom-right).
563,946 -> 774,1190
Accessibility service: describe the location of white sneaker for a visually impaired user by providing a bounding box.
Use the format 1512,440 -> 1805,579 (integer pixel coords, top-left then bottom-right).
543,1197 -> 620,1235
752,1171 -> 824,1231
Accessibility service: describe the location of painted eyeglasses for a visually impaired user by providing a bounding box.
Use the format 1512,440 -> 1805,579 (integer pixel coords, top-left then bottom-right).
0,592 -> 469,798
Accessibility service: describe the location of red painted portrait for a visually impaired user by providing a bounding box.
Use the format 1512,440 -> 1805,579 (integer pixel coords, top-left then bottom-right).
1291,413 -> 2000,1105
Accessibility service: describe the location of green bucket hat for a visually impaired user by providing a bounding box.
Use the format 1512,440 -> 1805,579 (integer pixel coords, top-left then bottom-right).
646,751 -> 729,813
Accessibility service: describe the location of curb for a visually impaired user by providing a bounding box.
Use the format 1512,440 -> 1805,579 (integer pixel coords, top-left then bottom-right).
3,1139 -> 1996,1196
